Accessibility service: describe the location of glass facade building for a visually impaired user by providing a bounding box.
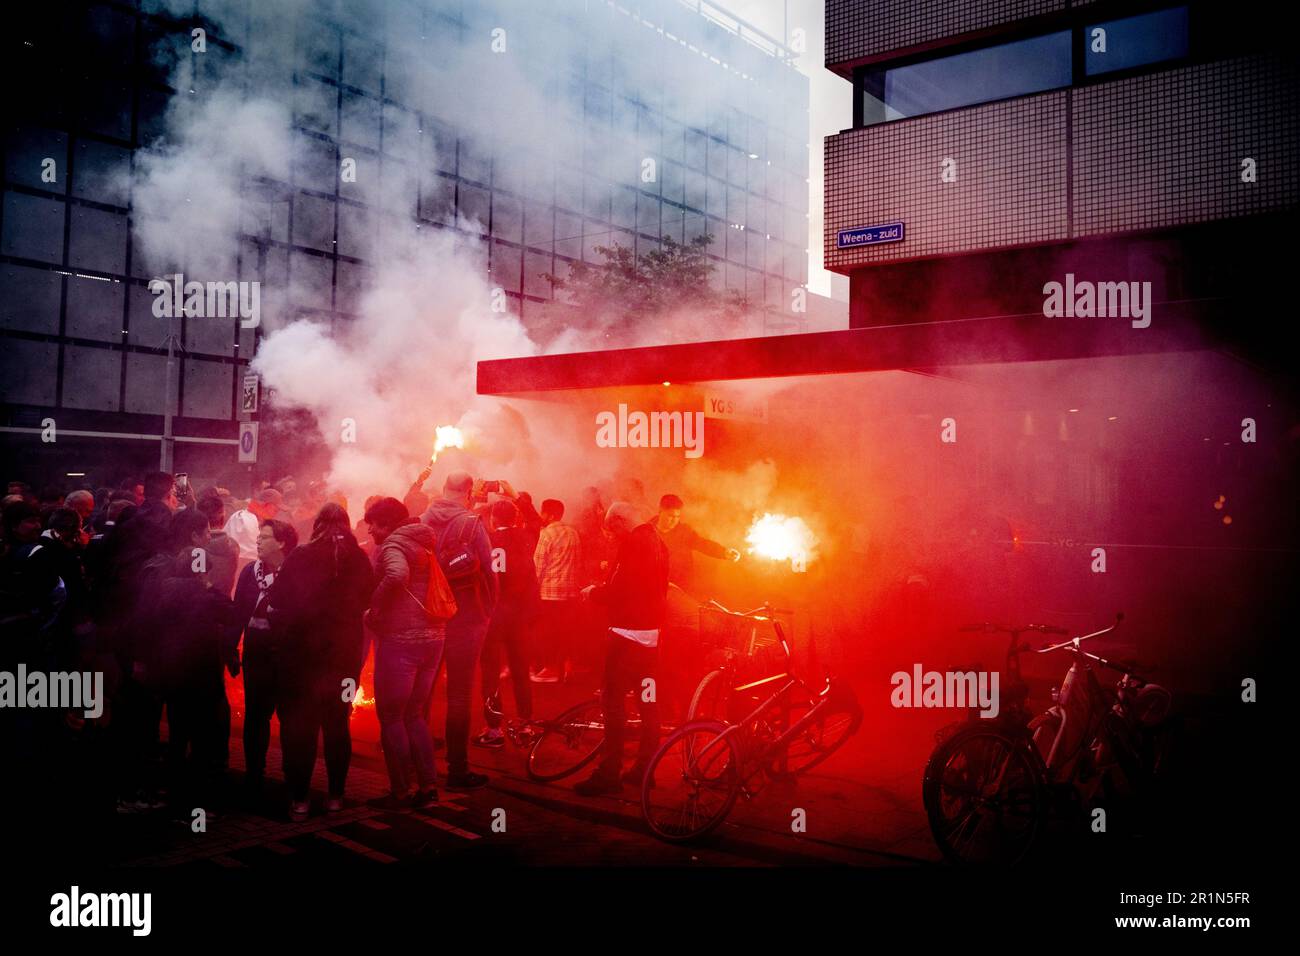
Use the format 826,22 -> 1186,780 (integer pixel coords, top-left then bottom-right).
1,0 -> 810,480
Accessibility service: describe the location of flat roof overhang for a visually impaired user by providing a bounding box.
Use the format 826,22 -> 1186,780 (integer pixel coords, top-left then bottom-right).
478,301 -> 1231,396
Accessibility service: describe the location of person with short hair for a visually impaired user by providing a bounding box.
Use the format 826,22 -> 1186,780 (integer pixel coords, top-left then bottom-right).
365,496 -> 443,809
474,499 -> 538,749
232,518 -> 298,800
650,493 -> 741,721
573,502 -> 669,796
138,507 -> 239,809
224,487 -> 284,567
420,472 -> 498,791
65,489 -> 94,526
532,498 -> 582,683
197,493 -> 238,596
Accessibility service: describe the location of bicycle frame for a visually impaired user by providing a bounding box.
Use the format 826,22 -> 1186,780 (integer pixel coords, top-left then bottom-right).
685,674 -> 841,794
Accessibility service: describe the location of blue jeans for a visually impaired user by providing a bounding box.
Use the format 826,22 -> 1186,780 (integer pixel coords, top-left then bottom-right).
374,637 -> 444,794
444,611 -> 490,775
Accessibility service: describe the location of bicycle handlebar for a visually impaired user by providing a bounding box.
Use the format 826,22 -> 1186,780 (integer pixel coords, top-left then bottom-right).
704,599 -> 793,618
1035,612 -> 1124,654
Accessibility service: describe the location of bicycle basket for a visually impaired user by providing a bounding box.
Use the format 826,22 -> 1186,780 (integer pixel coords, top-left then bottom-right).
699,606 -> 788,674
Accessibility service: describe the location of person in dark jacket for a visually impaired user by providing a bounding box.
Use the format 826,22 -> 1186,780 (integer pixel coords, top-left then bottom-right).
365,497 -> 444,810
574,502 -> 670,796
140,508 -> 240,809
98,474 -> 179,811
421,472 -> 498,790
268,503 -> 373,821
115,472 -> 179,577
232,518 -> 298,798
649,494 -> 740,592
474,499 -> 539,749
649,494 -> 740,723
197,492 -> 239,597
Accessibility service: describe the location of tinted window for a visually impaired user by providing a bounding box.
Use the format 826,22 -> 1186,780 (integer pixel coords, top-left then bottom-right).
871,31 -> 1072,122
1085,7 -> 1189,76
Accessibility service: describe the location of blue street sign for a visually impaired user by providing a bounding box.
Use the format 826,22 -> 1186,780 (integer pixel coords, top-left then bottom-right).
837,221 -> 905,248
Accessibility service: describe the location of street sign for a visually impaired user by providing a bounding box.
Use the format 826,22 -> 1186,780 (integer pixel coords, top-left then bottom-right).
703,391 -> 768,423
836,221 -> 905,249
238,421 -> 259,463
241,373 -> 259,413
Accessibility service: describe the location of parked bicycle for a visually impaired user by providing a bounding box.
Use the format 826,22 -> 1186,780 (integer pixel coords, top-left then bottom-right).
521,692 -> 644,783
687,599 -> 794,725
923,613 -> 1174,866
640,601 -> 861,842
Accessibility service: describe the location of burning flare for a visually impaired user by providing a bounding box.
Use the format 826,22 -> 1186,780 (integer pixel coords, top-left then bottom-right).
351,684 -> 374,712
430,425 -> 465,462
746,513 -> 817,569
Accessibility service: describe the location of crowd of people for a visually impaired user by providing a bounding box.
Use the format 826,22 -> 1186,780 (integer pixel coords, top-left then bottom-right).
0,466 -> 741,826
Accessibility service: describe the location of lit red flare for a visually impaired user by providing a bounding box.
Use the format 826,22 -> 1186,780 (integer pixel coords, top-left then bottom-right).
351,684 -> 374,711
745,513 -> 817,569
430,424 -> 465,462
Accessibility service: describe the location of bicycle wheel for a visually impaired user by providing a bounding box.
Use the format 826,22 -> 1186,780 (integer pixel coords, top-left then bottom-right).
687,668 -> 730,722
527,698 -> 606,782
641,721 -> 743,842
923,726 -> 1044,866
768,690 -> 862,779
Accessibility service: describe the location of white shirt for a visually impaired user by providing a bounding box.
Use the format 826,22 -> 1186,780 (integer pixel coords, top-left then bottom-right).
610,627 -> 659,648
223,509 -> 260,561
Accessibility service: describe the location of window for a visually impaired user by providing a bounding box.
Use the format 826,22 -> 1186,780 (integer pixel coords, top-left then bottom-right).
865,31 -> 1072,124
858,6 -> 1195,126
1085,7 -> 1189,76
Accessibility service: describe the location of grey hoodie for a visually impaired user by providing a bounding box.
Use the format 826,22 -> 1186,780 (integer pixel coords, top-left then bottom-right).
371,519 -> 443,640
421,497 -> 498,620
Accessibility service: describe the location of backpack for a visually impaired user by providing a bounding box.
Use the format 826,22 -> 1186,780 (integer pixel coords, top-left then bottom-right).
403,545 -> 458,621
436,513 -> 483,587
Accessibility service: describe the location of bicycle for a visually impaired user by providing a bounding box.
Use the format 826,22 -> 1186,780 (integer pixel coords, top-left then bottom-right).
686,599 -> 794,727
640,602 -> 861,842
923,614 -> 1174,866
519,691 -> 644,783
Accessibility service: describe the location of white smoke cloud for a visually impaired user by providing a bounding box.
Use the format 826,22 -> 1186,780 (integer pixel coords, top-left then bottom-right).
126,0 -> 800,504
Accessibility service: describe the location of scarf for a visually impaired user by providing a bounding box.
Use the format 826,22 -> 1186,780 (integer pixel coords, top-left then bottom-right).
248,559 -> 276,630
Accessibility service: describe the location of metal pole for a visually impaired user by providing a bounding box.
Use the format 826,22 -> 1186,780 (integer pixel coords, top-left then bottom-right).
161,308 -> 177,472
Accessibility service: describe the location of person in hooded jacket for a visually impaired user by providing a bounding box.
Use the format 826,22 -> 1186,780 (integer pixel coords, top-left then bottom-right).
267,503 -> 374,821
364,497 -> 444,810
420,472 -> 497,790
474,498 -> 539,749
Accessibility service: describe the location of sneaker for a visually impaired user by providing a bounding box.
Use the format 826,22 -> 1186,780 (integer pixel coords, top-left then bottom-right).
325,795 -> 345,813
289,800 -> 310,822
445,770 -> 489,791
474,728 -> 506,750
411,788 -> 438,809
531,667 -> 560,684
573,773 -> 624,797
366,793 -> 413,811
